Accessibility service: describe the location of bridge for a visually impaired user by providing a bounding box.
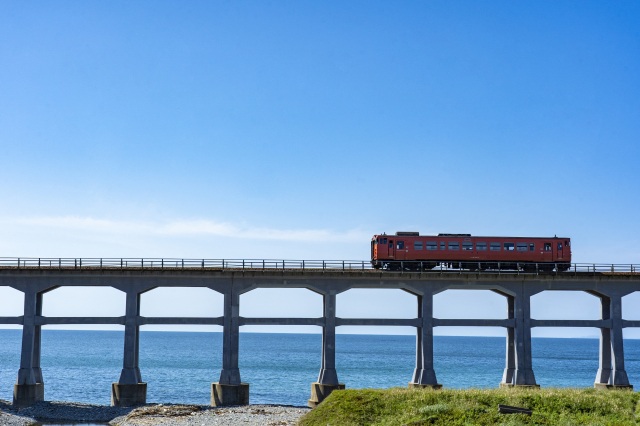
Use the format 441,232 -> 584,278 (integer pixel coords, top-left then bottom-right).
1,257 -> 639,408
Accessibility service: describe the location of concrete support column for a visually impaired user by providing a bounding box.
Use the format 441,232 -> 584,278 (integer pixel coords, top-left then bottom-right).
409,291 -> 440,389
112,290 -> 146,406
212,287 -> 248,406
595,295 -> 612,387
595,293 -> 632,389
309,292 -> 344,408
500,295 -> 516,387
609,294 -> 632,388
14,289 -> 45,406
513,289 -> 538,387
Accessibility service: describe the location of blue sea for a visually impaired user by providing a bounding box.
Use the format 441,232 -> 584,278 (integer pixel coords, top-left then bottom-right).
1,330 -> 639,406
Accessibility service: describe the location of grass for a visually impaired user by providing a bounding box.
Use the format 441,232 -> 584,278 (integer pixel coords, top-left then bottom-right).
298,387 -> 640,426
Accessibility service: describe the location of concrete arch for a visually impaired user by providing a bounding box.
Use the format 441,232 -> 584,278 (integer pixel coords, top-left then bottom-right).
622,292 -> 640,339
337,289 -> 415,335
531,290 -> 600,330
337,288 -> 415,319
240,288 -> 322,334
433,290 -> 509,319
0,286 -> 24,325
141,287 -> 223,332
42,287 -> 125,330
622,291 -> 640,321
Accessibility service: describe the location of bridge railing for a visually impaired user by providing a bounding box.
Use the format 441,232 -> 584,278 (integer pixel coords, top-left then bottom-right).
0,258 -> 637,274
0,257 -> 373,271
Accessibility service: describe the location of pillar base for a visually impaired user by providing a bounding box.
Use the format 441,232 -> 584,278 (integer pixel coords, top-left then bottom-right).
211,383 -> 249,406
111,382 -> 147,407
308,382 -> 345,408
499,382 -> 514,388
13,383 -> 44,407
594,383 -> 633,390
408,382 -> 442,389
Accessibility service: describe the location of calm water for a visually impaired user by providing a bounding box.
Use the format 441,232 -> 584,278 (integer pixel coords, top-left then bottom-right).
1,330 -> 639,406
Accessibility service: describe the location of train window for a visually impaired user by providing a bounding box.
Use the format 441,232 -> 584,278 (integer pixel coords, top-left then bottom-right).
414,241 -> 423,250
462,242 -> 473,251
516,243 -> 528,252
529,243 -> 535,251
490,243 -> 501,251
382,238 -> 387,244
565,240 -> 570,247
448,242 -> 460,250
426,242 -> 437,250
558,243 -> 562,250
389,240 -> 394,249
397,241 -> 404,250
476,242 -> 487,251
544,243 -> 551,251
504,243 -> 515,251
440,242 -> 445,250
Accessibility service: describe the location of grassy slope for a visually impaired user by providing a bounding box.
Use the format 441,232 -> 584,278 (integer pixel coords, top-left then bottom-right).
299,388 -> 640,426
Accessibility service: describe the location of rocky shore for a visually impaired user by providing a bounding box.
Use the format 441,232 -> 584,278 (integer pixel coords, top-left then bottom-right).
0,401 -> 311,425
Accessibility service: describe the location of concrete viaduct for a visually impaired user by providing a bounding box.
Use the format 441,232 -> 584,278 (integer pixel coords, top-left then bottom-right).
0,258 -> 639,408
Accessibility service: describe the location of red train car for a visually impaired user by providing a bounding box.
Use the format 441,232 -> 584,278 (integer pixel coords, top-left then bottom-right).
371,232 -> 571,272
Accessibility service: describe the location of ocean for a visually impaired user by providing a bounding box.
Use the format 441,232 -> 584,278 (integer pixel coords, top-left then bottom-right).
1,330 -> 639,407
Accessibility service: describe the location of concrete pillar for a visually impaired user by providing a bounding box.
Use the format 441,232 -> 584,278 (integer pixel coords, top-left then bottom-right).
14,289 -> 44,407
409,292 -> 440,389
594,295 -> 612,387
512,289 -> 538,387
500,295 -> 515,387
212,288 -> 248,406
609,294 -> 632,388
112,290 -> 146,406
309,292 -> 344,408
594,293 -> 632,389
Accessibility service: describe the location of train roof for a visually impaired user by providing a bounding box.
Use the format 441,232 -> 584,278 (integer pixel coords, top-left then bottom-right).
373,232 -> 570,240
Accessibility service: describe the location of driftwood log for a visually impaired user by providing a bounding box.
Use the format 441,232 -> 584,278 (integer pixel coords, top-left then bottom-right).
498,404 -> 532,415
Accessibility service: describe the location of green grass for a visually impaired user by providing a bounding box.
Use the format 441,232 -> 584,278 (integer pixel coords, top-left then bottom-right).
298,387 -> 640,426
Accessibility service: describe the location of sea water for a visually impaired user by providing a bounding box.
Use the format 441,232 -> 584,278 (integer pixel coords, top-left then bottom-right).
1,330 -> 639,407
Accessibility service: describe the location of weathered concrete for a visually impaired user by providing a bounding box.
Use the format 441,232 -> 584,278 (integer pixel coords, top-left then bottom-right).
408,382 -> 443,390
1,265 -> 639,407
211,383 -> 250,406
13,383 -> 44,407
110,287 -> 148,406
409,291 -> 440,388
308,382 -> 345,408
111,382 -> 147,406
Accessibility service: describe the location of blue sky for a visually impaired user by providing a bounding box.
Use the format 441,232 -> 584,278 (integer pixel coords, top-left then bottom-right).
1,1 -> 639,337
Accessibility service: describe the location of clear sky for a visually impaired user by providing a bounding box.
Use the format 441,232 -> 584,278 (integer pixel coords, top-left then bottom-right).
1,1 -> 639,338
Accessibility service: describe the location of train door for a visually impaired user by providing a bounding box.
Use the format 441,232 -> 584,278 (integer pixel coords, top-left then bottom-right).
556,241 -> 564,261
388,239 -> 395,259
376,236 -> 390,258
543,242 -> 553,262
395,240 -> 406,260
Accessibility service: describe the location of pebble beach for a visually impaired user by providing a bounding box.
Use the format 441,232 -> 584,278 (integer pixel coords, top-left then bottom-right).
0,401 -> 310,426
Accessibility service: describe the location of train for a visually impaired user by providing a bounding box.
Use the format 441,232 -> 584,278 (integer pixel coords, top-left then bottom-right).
371,232 -> 571,272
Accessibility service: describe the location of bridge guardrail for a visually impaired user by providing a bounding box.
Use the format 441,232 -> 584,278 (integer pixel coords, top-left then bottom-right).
0,258 -> 638,275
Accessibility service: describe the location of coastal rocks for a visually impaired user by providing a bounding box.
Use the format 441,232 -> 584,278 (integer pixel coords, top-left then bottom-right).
0,401 -> 311,426
0,400 -> 132,424
112,404 -> 311,425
